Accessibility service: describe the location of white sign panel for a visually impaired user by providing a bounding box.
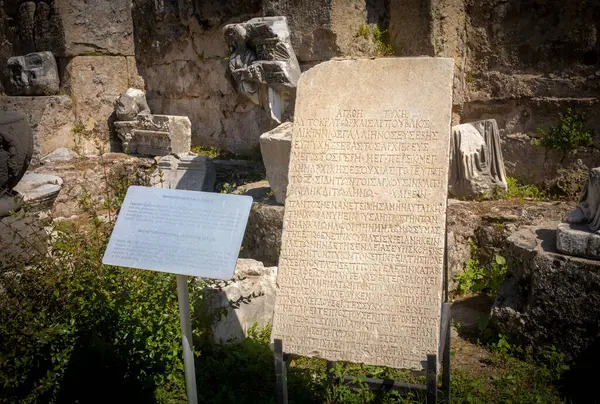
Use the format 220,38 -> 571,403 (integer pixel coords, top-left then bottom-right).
102,186 -> 253,279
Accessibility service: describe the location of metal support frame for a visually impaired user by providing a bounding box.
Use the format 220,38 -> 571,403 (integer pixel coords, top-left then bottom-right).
274,303 -> 451,404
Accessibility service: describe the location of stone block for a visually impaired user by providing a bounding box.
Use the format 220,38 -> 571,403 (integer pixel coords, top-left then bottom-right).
115,114 -> 192,156
53,0 -> 135,56
63,56 -> 130,150
152,154 -> 216,192
492,222 -> 600,361
556,222 -> 600,260
3,52 -> 59,96
259,122 -> 292,204
263,0 -> 386,61
235,181 -> 284,266
0,96 -> 76,162
202,259 -> 277,344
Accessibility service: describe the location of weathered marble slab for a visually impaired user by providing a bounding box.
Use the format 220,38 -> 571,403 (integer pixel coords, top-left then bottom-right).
271,58 -> 454,370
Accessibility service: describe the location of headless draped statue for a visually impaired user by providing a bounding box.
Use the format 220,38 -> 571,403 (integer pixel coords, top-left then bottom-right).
449,119 -> 507,199
556,167 -> 600,260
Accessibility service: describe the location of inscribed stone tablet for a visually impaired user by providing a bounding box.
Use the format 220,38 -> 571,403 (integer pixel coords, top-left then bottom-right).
102,186 -> 252,279
271,58 -> 454,370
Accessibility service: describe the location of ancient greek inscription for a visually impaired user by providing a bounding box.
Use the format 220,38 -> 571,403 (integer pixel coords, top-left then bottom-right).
271,58 -> 454,370
103,186 -> 253,279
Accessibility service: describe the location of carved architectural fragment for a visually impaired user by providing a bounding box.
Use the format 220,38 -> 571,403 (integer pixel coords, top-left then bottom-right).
3,51 -> 59,96
113,89 -> 191,157
224,16 -> 300,123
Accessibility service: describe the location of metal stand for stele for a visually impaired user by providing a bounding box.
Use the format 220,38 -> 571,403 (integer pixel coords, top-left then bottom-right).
274,303 -> 451,404
177,275 -> 198,404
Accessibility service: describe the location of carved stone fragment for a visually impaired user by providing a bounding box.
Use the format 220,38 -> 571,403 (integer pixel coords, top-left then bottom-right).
115,88 -> 151,121
3,52 -> 60,96
0,112 -> 33,217
449,119 -> 507,199
114,114 -> 192,157
224,16 -> 300,123
114,88 -> 190,157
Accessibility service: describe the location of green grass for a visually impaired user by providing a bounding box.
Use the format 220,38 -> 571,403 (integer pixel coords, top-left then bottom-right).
454,254 -> 507,297
355,23 -> 394,56
503,177 -> 545,201
191,145 -> 221,159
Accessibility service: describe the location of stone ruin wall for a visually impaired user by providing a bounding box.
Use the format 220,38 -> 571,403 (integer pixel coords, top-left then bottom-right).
1,0 -> 599,187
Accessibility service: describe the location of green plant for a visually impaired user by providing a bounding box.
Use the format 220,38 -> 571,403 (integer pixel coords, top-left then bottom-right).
434,39 -> 443,56
356,24 -> 370,39
454,254 -> 507,296
191,145 -> 221,159
219,182 -> 237,194
355,24 -> 393,56
503,176 -> 545,201
372,25 -> 393,57
533,109 -> 593,161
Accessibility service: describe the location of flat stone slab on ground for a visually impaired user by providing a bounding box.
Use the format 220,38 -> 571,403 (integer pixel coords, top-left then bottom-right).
271,57 -> 454,370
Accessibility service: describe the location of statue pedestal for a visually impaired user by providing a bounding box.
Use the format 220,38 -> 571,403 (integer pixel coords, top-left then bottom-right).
556,222 -> 600,260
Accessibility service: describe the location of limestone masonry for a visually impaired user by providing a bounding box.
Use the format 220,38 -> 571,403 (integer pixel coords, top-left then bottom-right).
272,58 -> 454,370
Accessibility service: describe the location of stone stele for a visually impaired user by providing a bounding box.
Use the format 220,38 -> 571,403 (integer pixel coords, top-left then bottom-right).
271,58 -> 454,370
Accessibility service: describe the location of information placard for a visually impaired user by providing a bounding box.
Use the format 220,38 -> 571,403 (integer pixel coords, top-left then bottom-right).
102,186 -> 253,279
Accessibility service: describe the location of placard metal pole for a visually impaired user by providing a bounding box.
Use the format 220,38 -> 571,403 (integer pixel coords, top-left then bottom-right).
177,274 -> 198,404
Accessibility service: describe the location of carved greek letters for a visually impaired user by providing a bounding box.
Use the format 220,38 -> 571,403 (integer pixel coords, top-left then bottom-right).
271,59 -> 454,370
